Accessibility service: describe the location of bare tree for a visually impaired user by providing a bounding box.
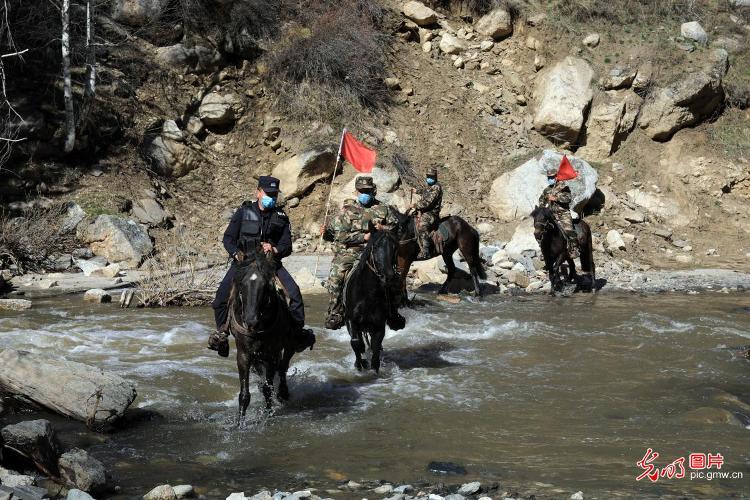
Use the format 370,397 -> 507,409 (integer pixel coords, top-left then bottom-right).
61,0 -> 75,153
0,0 -> 28,170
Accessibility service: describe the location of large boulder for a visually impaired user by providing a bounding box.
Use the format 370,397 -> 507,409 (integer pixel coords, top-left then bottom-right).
402,1 -> 438,26
155,43 -> 221,72
532,57 -> 595,146
0,349 -> 137,427
77,215 -> 153,268
579,90 -> 643,160
1,419 -> 60,474
198,92 -> 243,128
639,51 -> 727,141
504,218 -> 539,260
58,448 -> 108,494
62,203 -> 86,232
681,21 -> 708,45
111,0 -> 169,26
626,189 -> 689,226
145,121 -> 198,178
475,7 -> 513,40
486,150 -> 599,221
272,149 -> 336,199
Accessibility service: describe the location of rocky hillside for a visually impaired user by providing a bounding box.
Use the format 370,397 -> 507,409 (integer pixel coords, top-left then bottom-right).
2,0 -> 749,278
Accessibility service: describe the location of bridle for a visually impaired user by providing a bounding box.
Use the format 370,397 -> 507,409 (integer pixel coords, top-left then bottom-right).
230,259 -> 282,338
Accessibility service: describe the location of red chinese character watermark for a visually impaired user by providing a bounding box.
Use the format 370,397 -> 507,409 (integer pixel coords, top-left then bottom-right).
637,450 -> 727,482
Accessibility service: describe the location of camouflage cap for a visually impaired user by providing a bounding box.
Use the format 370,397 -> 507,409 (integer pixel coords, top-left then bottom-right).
426,165 -> 438,177
355,176 -> 375,191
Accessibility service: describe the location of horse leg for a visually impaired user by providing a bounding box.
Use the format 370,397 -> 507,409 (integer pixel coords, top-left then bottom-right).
552,253 -> 566,292
349,322 -> 367,371
457,236 -> 482,297
397,254 -> 412,306
261,362 -> 276,411
439,243 -> 458,294
567,257 -> 579,285
236,348 -> 251,424
277,348 -> 294,402
371,327 -> 385,374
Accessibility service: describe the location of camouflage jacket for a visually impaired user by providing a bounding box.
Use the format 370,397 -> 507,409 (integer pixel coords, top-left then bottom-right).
414,183 -> 443,218
539,182 -> 572,208
323,199 -> 398,255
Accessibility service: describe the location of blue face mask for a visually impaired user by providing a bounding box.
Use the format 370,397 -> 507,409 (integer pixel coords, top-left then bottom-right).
357,193 -> 373,206
547,177 -> 556,186
261,195 -> 276,209
426,177 -> 436,186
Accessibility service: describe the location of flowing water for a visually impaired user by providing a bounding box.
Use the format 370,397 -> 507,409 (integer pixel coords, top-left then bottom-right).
1,292 -> 749,499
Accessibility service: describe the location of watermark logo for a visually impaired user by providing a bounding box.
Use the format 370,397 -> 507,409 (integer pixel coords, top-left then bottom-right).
636,449 -> 742,481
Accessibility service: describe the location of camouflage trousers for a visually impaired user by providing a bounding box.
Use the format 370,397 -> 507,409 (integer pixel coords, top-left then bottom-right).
416,212 -> 438,257
552,206 -> 580,258
325,251 -> 359,319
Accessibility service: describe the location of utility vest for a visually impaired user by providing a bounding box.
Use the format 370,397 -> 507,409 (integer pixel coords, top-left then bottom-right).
237,202 -> 287,253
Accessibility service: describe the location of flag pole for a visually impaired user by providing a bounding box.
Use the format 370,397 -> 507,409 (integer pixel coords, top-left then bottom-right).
313,128 -> 346,280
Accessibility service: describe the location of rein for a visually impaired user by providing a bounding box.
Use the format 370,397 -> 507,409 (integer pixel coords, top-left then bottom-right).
229,260 -> 283,339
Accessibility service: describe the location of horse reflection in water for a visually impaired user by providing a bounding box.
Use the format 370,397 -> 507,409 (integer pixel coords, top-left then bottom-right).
226,247 -> 306,422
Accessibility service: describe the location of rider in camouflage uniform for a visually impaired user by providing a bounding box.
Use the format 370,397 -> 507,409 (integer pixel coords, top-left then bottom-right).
322,176 -> 404,331
538,159 -> 580,259
410,166 -> 443,260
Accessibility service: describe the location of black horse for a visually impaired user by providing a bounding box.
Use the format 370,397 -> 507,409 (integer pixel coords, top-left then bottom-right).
226,247 -> 303,421
531,206 -> 596,293
393,211 -> 486,297
344,230 -> 400,373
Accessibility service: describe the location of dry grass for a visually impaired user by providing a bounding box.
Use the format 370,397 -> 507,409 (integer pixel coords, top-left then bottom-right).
708,108 -> 750,159
427,0 -> 526,17
0,205 -> 77,274
264,0 -> 390,126
136,227 -> 223,307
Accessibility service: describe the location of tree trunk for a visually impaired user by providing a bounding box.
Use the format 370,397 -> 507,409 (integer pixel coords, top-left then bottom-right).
85,0 -> 95,97
0,348 -> 137,429
61,0 -> 75,153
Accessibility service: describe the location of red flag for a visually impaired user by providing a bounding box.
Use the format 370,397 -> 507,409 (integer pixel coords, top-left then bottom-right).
556,155 -> 578,181
341,131 -> 376,173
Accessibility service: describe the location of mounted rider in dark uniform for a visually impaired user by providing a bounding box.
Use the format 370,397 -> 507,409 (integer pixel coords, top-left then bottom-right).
208,176 -> 315,357
410,166 -> 443,260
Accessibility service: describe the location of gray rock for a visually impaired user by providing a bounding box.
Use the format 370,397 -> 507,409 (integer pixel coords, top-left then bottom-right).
58,448 -> 107,493
402,1 -> 437,26
72,248 -> 94,259
393,485 -> 413,494
373,484 -> 393,495
75,256 -> 108,276
445,495 -> 466,500
83,289 -> 112,304
1,419 -> 59,473
606,230 -> 626,251
131,198 -> 170,227
172,485 -> 194,498
475,7 -> 512,40
623,210 -> 646,223
439,34 -> 468,54
199,92 -> 242,128
68,489 -> 96,500
63,203 -> 87,232
458,482 -> 481,495
272,148 -> 337,199
681,21 -> 708,45
0,299 -> 32,311
0,466 -> 36,488
653,228 -> 673,239
111,0 -> 169,26
77,215 -> 153,268
583,33 -> 600,47
144,484 -> 177,500
247,490 -> 272,500
47,253 -> 73,271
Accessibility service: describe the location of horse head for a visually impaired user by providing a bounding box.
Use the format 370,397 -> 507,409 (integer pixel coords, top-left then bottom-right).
362,229 -> 398,285
233,245 -> 276,331
531,205 -> 555,242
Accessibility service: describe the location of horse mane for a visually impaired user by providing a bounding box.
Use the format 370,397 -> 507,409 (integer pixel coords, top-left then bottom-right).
357,230 -> 392,271
234,246 -> 275,283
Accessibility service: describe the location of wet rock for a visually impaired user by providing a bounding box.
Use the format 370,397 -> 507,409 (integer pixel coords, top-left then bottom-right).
37,279 -> 58,289
272,148 -> 337,199
144,484 -> 177,500
171,485 -> 194,499
428,495 -> 445,500
373,484 -> 393,495
247,490 -> 272,500
570,493 -> 584,500
393,485 -> 413,494
458,482 -> 481,495
439,34 -> 467,54
1,419 -> 60,474
0,466 -> 36,487
77,215 -> 153,268
68,490 -> 96,500
402,1 -> 437,26
426,461 -> 467,475
444,495 -> 466,500
0,349 -> 137,427
289,490 -> 310,499
0,299 -> 32,311
533,57 -> 595,146
226,494 -> 246,500
475,7 -> 512,40
83,289 -> 112,304
346,480 -> 361,489
681,21 -> 707,45
199,92 -> 243,128
59,448 -> 107,494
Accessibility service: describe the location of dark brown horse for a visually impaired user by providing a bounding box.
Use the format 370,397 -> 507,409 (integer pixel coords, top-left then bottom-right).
531,206 -> 596,293
226,247 -> 302,421
393,211 -> 486,298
